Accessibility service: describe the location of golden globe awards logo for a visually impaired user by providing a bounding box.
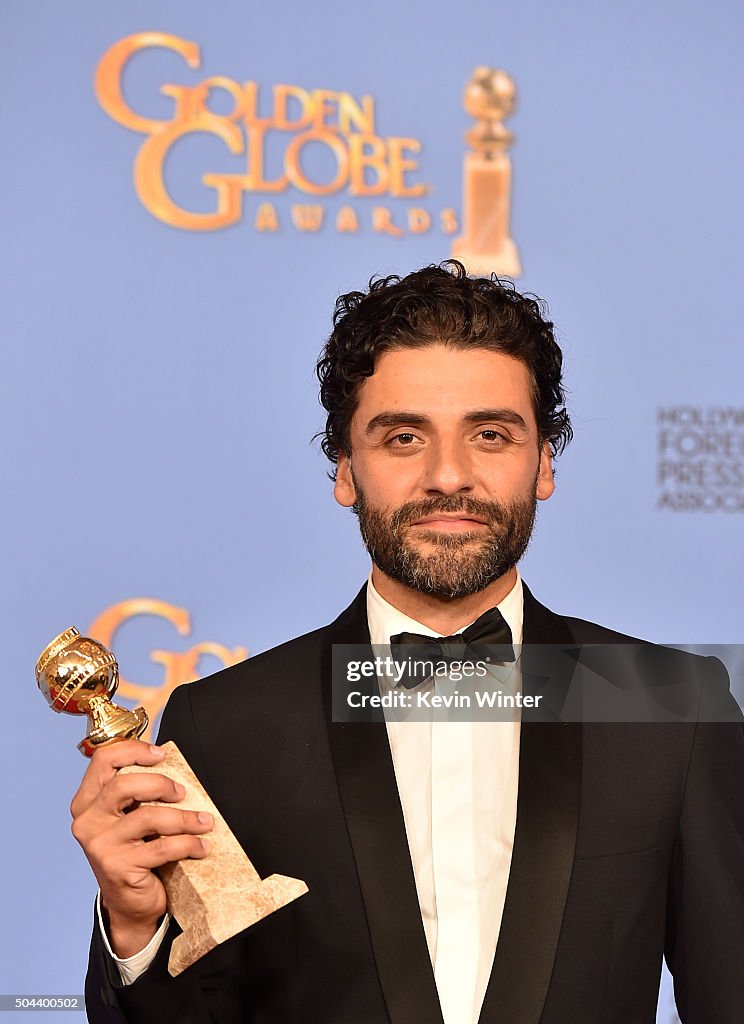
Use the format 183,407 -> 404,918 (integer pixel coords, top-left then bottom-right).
88,597 -> 248,740
657,406 -> 744,512
94,32 -> 454,238
93,32 -> 521,273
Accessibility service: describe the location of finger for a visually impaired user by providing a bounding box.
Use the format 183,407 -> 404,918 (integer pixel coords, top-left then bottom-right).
73,773 -> 188,845
135,834 -> 212,871
71,742 -> 166,818
94,772 -> 188,817
114,806 -> 214,844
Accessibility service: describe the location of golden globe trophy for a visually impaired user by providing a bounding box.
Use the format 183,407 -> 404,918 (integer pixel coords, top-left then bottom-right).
36,626 -> 308,976
451,67 -> 522,277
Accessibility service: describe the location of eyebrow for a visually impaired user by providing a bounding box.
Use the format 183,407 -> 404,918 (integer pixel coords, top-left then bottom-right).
364,408 -> 529,434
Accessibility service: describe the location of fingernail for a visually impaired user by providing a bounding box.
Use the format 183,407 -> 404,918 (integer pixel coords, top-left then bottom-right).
174,783 -> 186,797
200,838 -> 211,852
197,812 -> 213,825
149,745 -> 165,757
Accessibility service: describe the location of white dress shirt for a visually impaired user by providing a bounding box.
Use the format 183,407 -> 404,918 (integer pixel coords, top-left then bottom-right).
367,570 -> 523,1024
103,569 -> 524,1023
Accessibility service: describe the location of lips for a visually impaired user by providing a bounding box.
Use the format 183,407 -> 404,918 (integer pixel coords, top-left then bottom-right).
410,514 -> 488,527
413,516 -> 489,524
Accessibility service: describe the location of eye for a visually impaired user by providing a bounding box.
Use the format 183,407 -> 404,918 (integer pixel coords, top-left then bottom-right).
387,432 -> 418,447
478,429 -> 508,444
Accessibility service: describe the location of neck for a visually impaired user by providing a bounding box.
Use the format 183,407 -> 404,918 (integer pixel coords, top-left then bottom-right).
371,565 -> 518,635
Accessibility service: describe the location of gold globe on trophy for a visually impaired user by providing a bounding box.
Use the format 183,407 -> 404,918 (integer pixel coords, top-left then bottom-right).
36,626 -> 308,976
36,627 -> 148,757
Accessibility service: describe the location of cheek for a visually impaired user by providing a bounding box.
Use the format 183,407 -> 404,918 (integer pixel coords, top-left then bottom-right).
476,454 -> 538,489
366,462 -> 421,502
356,468 -> 425,516
357,473 -> 393,508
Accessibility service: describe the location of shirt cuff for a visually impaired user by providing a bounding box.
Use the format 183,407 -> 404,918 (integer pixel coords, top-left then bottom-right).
95,891 -> 170,986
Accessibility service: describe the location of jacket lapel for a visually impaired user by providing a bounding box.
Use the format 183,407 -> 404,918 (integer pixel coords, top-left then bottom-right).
323,581 -> 582,1024
477,583 -> 582,1024
322,586 -> 444,1024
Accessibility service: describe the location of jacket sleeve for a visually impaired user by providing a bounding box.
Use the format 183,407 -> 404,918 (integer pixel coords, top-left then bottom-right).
84,682 -> 249,1024
664,656 -> 744,1023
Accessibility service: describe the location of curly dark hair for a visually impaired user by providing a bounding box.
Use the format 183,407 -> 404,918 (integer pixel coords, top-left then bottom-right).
315,260 -> 572,478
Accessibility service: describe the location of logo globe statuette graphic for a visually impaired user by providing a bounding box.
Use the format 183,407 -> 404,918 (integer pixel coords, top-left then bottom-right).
35,626 -> 148,757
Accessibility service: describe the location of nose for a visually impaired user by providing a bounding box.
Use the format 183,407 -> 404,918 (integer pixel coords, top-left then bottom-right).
420,437 -> 476,496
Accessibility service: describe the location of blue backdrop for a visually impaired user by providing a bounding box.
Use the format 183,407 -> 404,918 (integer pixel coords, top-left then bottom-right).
3,2 -> 743,1020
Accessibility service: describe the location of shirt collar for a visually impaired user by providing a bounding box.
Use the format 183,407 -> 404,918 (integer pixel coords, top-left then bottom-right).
366,566 -> 524,649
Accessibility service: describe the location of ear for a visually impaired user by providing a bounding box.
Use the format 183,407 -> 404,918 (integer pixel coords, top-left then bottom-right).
334,453 -> 357,508
536,441 -> 555,501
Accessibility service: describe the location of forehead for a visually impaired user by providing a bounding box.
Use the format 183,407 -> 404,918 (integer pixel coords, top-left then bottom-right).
353,345 -> 536,424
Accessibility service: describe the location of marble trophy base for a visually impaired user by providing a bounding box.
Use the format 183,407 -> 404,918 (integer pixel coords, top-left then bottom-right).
119,741 -> 308,976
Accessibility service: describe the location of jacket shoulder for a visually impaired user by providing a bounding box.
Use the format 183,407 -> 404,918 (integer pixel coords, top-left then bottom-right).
175,621 -> 332,708
561,614 -> 650,645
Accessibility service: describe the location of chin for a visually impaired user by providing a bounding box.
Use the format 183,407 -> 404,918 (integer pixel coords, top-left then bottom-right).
411,531 -> 488,548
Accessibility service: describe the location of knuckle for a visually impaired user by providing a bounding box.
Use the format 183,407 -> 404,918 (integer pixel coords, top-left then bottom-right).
85,835 -> 104,864
105,774 -> 126,800
147,836 -> 168,860
109,772 -> 152,803
179,835 -> 204,859
96,850 -> 118,882
134,805 -> 161,835
110,773 -> 136,796
89,745 -> 115,771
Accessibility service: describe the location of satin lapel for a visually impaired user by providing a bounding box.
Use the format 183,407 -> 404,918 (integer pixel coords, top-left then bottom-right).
478,584 -> 582,1024
322,585 -> 444,1024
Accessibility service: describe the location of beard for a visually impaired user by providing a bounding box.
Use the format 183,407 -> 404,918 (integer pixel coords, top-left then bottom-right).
352,474 -> 539,600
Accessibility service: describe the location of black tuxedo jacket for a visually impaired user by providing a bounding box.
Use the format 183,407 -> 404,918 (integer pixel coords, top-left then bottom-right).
85,583 -> 744,1024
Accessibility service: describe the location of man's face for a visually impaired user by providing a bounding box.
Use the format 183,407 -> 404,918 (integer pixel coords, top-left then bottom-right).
333,344 -> 555,599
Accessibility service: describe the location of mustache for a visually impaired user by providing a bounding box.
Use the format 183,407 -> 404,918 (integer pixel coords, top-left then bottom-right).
389,496 -> 507,533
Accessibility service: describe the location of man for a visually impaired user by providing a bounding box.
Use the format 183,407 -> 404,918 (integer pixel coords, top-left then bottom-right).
74,262 -> 744,1023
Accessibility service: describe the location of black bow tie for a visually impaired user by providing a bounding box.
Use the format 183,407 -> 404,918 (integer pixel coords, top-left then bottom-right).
389,607 -> 515,689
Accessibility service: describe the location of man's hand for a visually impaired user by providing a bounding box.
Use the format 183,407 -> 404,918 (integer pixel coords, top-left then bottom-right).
70,740 -> 214,959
